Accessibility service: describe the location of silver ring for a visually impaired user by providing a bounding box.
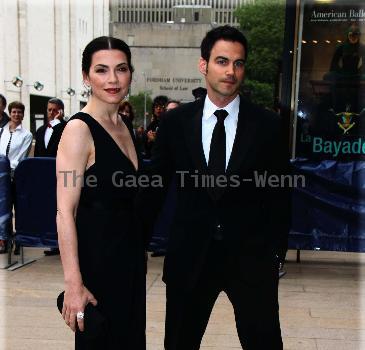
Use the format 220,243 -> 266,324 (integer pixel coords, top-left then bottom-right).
76,311 -> 84,320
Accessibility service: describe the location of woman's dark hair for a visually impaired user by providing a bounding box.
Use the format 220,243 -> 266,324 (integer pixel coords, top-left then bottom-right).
201,25 -> 248,62
119,100 -> 135,122
82,36 -> 134,77
8,101 -> 25,114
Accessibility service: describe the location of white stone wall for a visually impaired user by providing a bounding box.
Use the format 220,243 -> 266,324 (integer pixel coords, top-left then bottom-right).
0,0 -> 109,130
112,22 -> 212,102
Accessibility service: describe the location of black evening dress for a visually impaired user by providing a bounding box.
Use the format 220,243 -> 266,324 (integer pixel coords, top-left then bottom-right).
69,112 -> 146,350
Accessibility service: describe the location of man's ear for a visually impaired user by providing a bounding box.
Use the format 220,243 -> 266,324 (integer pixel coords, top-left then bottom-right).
198,58 -> 208,75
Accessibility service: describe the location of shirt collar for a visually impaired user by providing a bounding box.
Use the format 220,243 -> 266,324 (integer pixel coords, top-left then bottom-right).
50,118 -> 61,127
202,94 -> 240,122
5,123 -> 23,132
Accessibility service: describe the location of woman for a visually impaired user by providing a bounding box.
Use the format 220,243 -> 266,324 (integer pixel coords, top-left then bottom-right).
0,101 -> 32,174
56,36 -> 145,349
118,100 -> 135,123
0,101 -> 32,254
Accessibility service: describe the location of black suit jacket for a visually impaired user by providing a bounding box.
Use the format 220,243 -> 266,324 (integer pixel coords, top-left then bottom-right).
138,96 -> 291,289
34,120 -> 66,157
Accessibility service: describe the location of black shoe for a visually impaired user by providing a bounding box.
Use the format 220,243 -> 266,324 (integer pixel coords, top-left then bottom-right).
44,248 -> 60,256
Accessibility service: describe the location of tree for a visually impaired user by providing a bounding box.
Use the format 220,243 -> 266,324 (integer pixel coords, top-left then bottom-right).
128,92 -> 152,127
235,0 -> 286,108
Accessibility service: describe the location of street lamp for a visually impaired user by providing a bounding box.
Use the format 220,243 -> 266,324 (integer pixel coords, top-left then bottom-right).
4,76 -> 23,87
27,81 -> 44,91
13,76 -> 24,87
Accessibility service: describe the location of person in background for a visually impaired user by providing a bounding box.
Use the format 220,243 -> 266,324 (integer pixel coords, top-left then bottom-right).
149,98 -> 181,257
0,101 -> 32,255
0,101 -> 32,174
34,97 -> 66,256
34,97 -> 66,158
165,100 -> 181,112
192,87 -> 207,101
0,94 -> 9,128
119,100 -> 135,123
144,95 -> 168,159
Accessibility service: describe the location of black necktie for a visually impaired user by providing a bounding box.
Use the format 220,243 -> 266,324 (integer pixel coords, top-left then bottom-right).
6,131 -> 13,157
208,109 -> 228,176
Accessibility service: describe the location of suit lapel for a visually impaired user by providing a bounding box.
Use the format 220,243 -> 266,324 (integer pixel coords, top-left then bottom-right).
184,99 -> 208,174
226,97 -> 258,175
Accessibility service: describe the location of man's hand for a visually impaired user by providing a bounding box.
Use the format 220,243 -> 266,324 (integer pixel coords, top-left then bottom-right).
56,109 -> 64,120
147,130 -> 156,142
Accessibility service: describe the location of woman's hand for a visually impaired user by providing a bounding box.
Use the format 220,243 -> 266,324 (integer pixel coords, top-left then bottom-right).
62,284 -> 98,332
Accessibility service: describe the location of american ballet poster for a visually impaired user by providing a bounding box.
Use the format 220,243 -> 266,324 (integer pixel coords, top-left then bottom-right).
295,0 -> 365,160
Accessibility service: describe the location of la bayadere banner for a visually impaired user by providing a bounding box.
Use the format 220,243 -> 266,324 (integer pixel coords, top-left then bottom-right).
295,1 -> 365,160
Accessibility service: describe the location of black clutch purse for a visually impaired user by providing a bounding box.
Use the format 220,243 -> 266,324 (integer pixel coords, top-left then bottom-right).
57,291 -> 107,339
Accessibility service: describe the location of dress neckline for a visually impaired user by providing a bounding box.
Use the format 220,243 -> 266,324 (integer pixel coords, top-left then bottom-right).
79,112 -> 138,172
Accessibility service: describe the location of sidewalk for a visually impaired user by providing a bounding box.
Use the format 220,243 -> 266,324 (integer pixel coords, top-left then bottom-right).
1,249 -> 364,350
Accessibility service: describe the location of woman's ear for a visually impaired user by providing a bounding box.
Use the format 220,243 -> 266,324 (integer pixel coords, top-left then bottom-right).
82,71 -> 90,88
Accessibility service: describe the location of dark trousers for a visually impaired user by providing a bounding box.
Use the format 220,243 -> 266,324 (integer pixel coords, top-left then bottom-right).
164,241 -> 283,350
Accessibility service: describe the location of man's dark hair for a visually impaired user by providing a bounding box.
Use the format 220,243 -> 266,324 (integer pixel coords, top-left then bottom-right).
192,87 -> 207,100
200,25 -> 248,62
0,94 -> 6,107
48,97 -> 64,110
166,100 -> 181,107
82,36 -> 134,79
8,101 -> 25,114
152,95 -> 168,110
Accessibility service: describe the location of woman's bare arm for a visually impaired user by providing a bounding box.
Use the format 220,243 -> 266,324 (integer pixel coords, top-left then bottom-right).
56,119 -> 96,332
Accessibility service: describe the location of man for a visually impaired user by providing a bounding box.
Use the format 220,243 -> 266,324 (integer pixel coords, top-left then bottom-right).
139,26 -> 290,349
34,98 -> 65,256
0,94 -> 9,128
165,100 -> 181,112
34,98 -> 66,157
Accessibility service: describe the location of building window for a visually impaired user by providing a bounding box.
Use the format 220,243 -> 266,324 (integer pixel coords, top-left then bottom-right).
194,12 -> 199,22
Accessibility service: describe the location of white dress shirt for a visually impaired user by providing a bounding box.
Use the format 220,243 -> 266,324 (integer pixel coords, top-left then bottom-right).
0,123 -> 33,170
202,94 -> 240,169
44,118 -> 60,148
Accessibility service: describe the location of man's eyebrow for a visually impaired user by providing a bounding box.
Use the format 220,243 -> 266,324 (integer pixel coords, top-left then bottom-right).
214,56 -> 245,62
215,56 -> 228,60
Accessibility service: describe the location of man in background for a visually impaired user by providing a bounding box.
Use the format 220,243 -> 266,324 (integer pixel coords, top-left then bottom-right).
34,97 -> 66,157
0,94 -> 9,128
34,97 -> 66,256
